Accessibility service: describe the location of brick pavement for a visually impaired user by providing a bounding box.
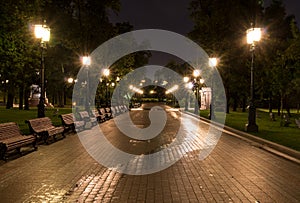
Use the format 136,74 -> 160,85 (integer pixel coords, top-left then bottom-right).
0,104 -> 299,202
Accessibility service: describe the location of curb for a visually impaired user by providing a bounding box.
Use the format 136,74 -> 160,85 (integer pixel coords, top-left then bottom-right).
182,110 -> 300,165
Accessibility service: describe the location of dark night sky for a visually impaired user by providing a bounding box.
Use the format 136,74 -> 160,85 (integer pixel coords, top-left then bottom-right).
109,0 -> 300,65
109,0 -> 193,35
109,0 -> 300,35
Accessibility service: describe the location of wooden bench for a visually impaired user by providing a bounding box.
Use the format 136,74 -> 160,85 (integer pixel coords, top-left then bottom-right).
92,109 -> 105,123
111,106 -> 119,117
26,117 -> 65,144
78,111 -> 98,129
99,108 -> 111,120
59,113 -> 85,133
105,107 -> 113,119
122,105 -> 129,112
0,122 -> 37,160
120,105 -> 129,113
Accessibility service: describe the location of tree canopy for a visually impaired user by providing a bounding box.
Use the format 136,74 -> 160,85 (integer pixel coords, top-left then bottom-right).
188,0 -> 300,114
0,0 -> 150,109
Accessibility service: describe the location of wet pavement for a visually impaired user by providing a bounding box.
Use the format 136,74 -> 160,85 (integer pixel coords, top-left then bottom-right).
0,103 -> 299,202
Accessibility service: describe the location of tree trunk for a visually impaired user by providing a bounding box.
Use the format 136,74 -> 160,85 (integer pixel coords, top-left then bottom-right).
24,85 -> 30,110
6,91 -> 14,109
52,94 -> 55,106
280,92 -> 284,118
233,96 -> 238,111
58,90 -> 64,107
285,96 -> 291,117
277,95 -> 281,116
63,87 -> 67,106
242,97 -> 246,112
226,87 -> 230,114
19,85 -> 24,110
268,93 -> 272,113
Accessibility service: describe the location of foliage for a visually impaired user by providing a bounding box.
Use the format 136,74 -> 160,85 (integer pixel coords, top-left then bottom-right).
188,0 -> 299,115
189,0 -> 263,113
0,0 -> 41,109
0,0 -> 147,109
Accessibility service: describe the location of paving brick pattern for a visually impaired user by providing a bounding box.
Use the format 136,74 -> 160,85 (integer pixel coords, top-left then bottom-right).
0,104 -> 299,202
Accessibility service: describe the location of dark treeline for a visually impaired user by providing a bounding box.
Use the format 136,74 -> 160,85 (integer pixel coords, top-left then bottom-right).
0,0 -> 299,116
0,0 -> 150,109
187,0 -> 300,116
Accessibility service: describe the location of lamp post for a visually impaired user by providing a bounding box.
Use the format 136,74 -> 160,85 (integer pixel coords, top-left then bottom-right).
245,27 -> 261,132
63,77 -> 74,106
103,68 -> 110,107
193,70 -> 202,115
81,56 -> 91,110
208,57 -> 218,120
115,76 -> 120,105
34,22 -> 50,118
110,82 -> 115,104
183,76 -> 190,111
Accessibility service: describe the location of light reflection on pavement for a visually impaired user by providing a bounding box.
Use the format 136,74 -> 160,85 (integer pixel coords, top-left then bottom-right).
0,103 -> 298,202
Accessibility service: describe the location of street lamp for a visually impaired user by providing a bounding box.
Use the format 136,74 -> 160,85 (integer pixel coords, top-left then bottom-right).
115,76 -> 121,105
67,77 -> 74,84
34,22 -> 50,118
193,69 -> 203,115
81,56 -> 91,110
245,27 -> 261,132
183,76 -> 189,83
62,77 -> 75,107
103,68 -> 110,107
208,57 -> 218,120
183,76 -> 190,110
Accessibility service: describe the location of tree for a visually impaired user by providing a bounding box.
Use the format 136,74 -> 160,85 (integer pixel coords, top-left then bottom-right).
261,0 -> 298,116
33,0 -> 122,106
188,0 -> 300,116
189,0 -> 264,113
0,0 -> 41,109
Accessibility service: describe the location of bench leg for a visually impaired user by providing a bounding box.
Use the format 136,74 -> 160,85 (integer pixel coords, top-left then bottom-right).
43,135 -> 49,144
17,147 -> 22,156
33,141 -> 38,151
0,146 -> 7,161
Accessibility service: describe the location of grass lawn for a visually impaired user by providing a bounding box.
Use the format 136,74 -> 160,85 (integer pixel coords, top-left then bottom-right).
199,109 -> 300,151
0,107 -> 72,134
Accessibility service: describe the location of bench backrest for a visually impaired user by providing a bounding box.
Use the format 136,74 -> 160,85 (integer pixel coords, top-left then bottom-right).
0,122 -> 22,140
110,107 -> 116,115
60,113 -> 75,125
115,106 -> 120,114
99,108 -> 106,115
92,110 -> 100,117
105,108 -> 111,113
79,111 -> 90,119
26,117 -> 54,132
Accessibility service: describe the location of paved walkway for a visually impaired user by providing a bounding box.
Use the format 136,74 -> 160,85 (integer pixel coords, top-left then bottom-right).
0,104 -> 299,202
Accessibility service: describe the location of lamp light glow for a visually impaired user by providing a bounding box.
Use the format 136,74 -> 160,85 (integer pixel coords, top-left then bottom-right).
183,76 -> 189,83
82,56 -> 91,66
67,77 -> 74,83
247,28 -> 261,44
209,58 -> 218,67
193,70 -> 200,77
34,24 -> 50,42
103,68 -> 110,77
